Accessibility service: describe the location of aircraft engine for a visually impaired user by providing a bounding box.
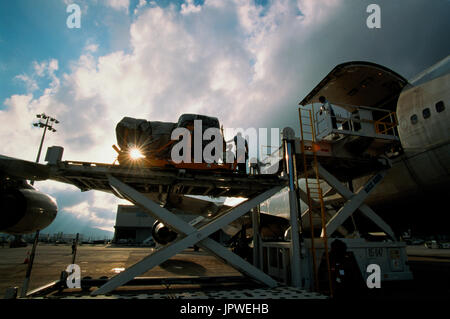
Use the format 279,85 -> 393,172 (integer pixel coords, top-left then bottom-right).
151,220 -> 178,245
0,188 -> 57,234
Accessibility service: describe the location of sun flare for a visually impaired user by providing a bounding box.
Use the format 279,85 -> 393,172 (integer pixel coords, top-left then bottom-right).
129,147 -> 145,160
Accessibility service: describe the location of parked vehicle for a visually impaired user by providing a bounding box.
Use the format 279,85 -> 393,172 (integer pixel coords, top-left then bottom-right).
425,240 -> 441,249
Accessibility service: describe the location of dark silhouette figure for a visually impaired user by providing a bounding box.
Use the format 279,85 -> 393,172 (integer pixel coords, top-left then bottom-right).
319,239 -> 366,298
319,96 -> 337,130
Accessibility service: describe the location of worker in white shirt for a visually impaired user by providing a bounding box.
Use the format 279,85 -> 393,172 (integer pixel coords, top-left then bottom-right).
319,96 -> 337,129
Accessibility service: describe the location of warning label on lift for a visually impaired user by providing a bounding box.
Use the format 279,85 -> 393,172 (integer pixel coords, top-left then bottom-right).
367,247 -> 384,258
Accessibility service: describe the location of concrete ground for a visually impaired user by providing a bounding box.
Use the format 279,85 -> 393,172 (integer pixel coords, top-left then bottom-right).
406,245 -> 450,258
0,243 -> 449,299
0,244 -> 241,297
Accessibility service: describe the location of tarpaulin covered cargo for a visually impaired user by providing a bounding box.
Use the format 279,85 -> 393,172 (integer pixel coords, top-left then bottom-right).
116,117 -> 177,159
176,114 -> 220,130
176,114 -> 222,152
116,114 -> 222,161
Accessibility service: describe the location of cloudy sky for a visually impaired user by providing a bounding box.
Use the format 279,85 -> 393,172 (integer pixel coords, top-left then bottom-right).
0,0 -> 449,234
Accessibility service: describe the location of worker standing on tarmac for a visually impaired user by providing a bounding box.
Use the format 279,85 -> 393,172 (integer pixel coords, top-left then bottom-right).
319,239 -> 366,298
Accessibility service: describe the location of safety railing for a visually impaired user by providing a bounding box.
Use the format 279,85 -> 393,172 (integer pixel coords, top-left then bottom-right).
312,103 -> 398,141
374,112 -> 398,136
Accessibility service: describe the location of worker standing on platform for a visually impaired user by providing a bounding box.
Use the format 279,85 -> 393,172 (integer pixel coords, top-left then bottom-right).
319,96 -> 338,130
232,132 -> 249,174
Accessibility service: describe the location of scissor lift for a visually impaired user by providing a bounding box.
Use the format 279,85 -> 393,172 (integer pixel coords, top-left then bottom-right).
246,105 -> 412,296
83,128 -> 313,296
269,107 -> 412,293
90,175 -> 283,295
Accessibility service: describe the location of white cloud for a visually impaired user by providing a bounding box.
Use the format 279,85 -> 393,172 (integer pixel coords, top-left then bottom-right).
84,43 -> 99,53
91,191 -> 129,212
181,0 -> 202,15
65,201 -> 90,218
14,74 -> 38,92
13,59 -> 60,96
33,61 -> 47,77
134,0 -> 147,14
34,180 -> 79,194
63,191 -> 128,232
64,201 -> 109,229
106,0 -> 130,13
296,0 -> 340,25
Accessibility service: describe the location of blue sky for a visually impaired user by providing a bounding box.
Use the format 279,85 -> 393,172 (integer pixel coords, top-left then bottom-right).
0,0 -> 449,234
0,0 -> 134,103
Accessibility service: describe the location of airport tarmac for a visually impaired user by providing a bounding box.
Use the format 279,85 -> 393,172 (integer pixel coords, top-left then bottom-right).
0,243 -> 449,299
0,244 -> 242,298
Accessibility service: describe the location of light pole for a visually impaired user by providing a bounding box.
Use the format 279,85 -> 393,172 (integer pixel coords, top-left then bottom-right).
33,113 -> 59,165
21,113 -> 59,297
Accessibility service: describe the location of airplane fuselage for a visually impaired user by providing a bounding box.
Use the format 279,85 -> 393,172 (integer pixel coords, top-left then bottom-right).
261,60 -> 450,237
356,70 -> 450,234
349,68 -> 446,227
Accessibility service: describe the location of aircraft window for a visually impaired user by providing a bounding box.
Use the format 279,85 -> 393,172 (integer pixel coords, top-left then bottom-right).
410,114 -> 418,124
423,108 -> 431,119
436,101 -> 445,113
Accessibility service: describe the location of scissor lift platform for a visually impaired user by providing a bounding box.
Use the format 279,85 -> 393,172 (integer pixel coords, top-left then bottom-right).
48,160 -> 286,198
26,285 -> 327,300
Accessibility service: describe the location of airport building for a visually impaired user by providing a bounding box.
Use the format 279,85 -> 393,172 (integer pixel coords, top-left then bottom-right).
113,205 -> 155,245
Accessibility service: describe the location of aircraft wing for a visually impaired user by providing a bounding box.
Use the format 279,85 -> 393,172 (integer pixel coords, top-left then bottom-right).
0,155 -> 51,181
0,154 -> 286,217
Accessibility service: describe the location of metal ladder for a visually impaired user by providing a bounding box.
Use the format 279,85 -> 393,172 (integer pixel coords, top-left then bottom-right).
298,107 -> 333,296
